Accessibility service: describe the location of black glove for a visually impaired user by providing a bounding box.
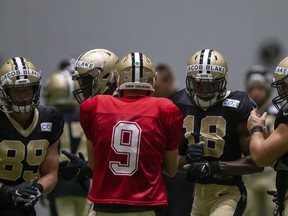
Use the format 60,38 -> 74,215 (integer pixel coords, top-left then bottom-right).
186,141 -> 205,163
267,189 -> 279,216
184,160 -> 221,181
0,178 -> 43,206
184,161 -> 210,181
59,150 -> 93,181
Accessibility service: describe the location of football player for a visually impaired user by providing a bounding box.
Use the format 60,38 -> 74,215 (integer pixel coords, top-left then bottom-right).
0,57 -> 64,216
243,65 -> 276,216
43,64 -> 91,216
175,49 -> 263,216
248,56 -> 288,216
80,52 -> 183,216
58,49 -> 119,181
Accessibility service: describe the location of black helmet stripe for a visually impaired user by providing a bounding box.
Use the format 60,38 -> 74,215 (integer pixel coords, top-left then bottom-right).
11,58 -> 18,70
206,49 -> 213,74
20,57 -> 27,69
131,52 -> 143,82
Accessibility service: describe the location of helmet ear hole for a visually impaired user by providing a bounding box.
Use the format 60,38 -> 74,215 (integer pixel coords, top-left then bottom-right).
102,73 -> 110,79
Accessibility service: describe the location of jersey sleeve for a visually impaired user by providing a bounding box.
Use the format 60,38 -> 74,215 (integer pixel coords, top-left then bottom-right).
236,92 -> 256,123
80,98 -> 95,141
50,107 -> 64,145
160,99 -> 183,151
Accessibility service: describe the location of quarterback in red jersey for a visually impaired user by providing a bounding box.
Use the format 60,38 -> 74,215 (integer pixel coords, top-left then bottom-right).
80,52 -> 183,216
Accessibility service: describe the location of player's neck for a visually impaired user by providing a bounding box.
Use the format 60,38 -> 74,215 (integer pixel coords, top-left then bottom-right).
10,111 -> 34,128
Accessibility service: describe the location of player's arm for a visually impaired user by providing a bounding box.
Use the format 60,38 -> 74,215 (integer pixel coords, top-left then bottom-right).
250,125 -> 288,166
237,122 -> 251,156
219,155 -> 263,175
163,150 -> 179,177
38,139 -> 59,194
160,100 -> 183,177
248,110 -> 288,166
185,142 -> 263,179
217,121 -> 263,174
87,139 -> 95,170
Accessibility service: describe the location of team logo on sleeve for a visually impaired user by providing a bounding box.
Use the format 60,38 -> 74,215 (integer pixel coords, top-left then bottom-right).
222,99 -> 240,108
41,122 -> 53,132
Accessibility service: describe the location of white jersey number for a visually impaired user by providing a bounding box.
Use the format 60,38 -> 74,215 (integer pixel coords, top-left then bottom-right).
109,121 -> 141,176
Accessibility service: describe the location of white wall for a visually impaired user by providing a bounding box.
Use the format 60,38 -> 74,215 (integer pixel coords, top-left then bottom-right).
0,0 -> 287,91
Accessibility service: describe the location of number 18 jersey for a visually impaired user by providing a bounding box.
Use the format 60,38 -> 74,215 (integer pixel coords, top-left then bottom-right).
80,95 -> 183,207
172,89 -> 254,161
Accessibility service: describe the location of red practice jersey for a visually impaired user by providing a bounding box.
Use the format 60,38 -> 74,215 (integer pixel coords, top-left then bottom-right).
80,95 -> 183,206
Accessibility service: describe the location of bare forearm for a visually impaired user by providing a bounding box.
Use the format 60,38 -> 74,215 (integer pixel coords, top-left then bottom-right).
249,132 -> 269,166
38,171 -> 58,194
220,155 -> 264,175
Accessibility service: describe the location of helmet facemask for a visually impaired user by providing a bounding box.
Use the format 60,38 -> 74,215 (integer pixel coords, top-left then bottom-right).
271,76 -> 288,111
73,68 -> 102,103
1,82 -> 41,113
186,75 -> 227,109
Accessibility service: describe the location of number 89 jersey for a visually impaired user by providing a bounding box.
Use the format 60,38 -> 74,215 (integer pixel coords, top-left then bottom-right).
0,105 -> 64,186
172,89 -> 254,161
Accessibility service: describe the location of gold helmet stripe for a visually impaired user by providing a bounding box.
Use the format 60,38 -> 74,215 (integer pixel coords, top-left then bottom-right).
131,52 -> 143,82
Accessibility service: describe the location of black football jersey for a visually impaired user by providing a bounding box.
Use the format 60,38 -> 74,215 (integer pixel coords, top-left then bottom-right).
49,108 -> 89,197
274,104 -> 288,170
0,105 -> 64,186
171,89 -> 254,161
273,104 -> 288,214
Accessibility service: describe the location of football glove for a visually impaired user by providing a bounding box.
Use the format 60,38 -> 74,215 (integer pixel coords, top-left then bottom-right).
0,178 -> 43,206
59,150 -> 93,181
186,141 -> 205,163
184,161 -> 209,181
183,160 -> 221,181
267,189 -> 279,216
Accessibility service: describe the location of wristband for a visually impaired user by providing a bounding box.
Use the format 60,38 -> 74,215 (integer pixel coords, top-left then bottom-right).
36,183 -> 43,193
209,161 -> 222,174
250,125 -> 263,134
0,184 -> 10,198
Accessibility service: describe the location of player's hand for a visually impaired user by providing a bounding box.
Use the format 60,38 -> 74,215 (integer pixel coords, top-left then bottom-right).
0,178 -> 43,206
186,141 -> 205,163
247,109 -> 267,132
59,150 -> 93,181
267,189 -> 279,216
183,161 -> 210,181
